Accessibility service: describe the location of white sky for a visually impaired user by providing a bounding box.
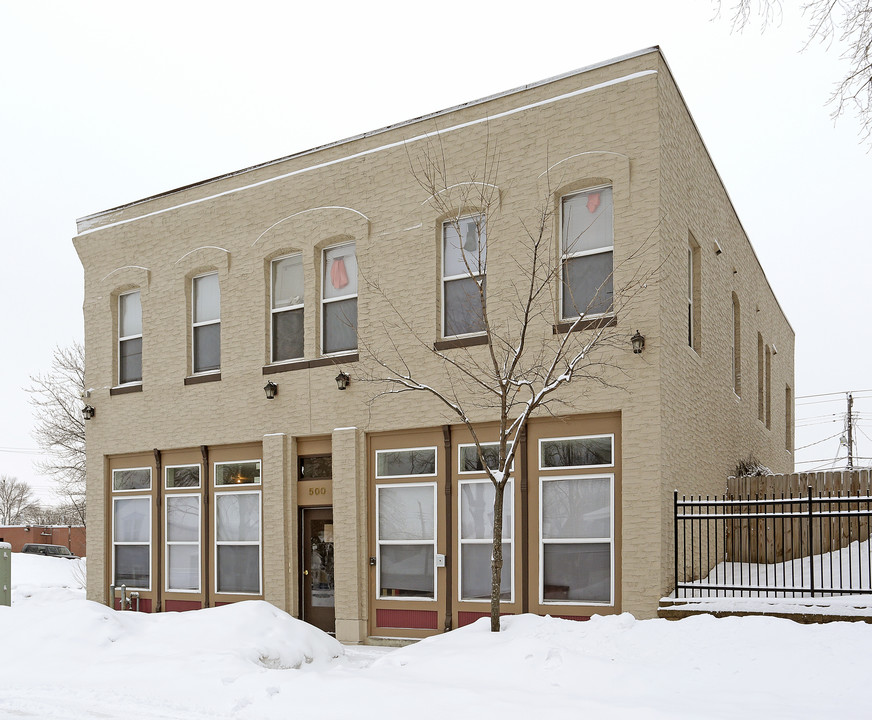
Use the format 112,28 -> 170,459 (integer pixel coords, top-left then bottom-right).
1,0 -> 869,502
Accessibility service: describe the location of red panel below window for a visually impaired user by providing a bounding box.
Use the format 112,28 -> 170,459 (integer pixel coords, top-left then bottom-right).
550,614 -> 591,622
213,601 -> 233,607
457,611 -> 514,627
113,597 -> 153,613
376,608 -> 439,629
164,599 -> 202,612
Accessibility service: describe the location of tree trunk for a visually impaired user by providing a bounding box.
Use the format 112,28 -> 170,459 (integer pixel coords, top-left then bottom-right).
490,479 -> 506,632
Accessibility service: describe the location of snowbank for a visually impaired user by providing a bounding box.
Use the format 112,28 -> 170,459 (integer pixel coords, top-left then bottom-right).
10,550 -> 86,604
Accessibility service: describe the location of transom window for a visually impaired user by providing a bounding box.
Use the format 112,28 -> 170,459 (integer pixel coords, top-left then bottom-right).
322,243 -> 358,354
539,435 -> 614,470
560,187 -> 613,319
112,467 -> 152,492
376,483 -> 436,599
192,273 -> 220,373
443,215 -> 486,337
271,254 -> 304,362
118,290 -> 142,385
165,464 -> 201,489
459,479 -> 512,601
458,442 -> 513,474
375,447 -> 437,478
540,475 -> 613,605
214,461 -> 261,486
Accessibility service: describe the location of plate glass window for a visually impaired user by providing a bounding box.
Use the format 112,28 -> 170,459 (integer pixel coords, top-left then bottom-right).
192,273 -> 220,373
443,216 -> 486,337
561,187 -> 613,319
322,243 -> 357,354
540,435 -> 613,469
113,496 -> 151,590
540,475 -> 612,604
459,480 -> 512,601
376,483 -> 436,599
118,290 -> 142,384
166,495 -> 200,592
271,254 -> 304,362
215,491 -> 261,594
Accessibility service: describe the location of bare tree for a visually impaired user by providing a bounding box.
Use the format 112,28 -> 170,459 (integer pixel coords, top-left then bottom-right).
721,0 -> 872,141
0,475 -> 37,525
359,139 -> 655,631
26,342 -> 86,526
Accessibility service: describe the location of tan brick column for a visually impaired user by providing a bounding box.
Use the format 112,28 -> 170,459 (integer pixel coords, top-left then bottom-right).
85,453 -> 108,604
262,433 -> 288,611
332,427 -> 367,643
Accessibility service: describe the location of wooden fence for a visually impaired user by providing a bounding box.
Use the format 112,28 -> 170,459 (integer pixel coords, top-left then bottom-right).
725,470 -> 872,564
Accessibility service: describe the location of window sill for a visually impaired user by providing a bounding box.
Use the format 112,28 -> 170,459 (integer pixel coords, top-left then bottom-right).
184,372 -> 221,385
110,383 -> 143,396
263,353 -> 359,375
434,335 -> 488,351
552,315 -> 616,334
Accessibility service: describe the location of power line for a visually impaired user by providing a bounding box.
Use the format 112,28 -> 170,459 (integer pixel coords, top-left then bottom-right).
796,389 -> 872,400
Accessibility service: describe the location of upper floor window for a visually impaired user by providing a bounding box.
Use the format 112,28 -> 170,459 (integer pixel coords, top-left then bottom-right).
443,215 -> 486,337
192,273 -> 220,373
732,293 -> 741,396
322,243 -> 357,354
118,290 -> 142,384
271,254 -> 304,362
561,186 -> 613,319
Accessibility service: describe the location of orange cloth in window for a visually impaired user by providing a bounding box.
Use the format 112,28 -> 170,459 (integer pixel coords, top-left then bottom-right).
330,257 -> 349,290
586,192 -> 601,213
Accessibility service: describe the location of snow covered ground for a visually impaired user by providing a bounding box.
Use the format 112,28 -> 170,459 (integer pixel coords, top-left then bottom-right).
3,552 -> 871,719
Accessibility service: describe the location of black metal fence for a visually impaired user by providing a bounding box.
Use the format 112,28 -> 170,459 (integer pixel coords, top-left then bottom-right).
674,487 -> 872,599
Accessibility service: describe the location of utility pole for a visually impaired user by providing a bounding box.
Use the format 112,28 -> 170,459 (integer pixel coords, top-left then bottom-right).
846,393 -> 854,471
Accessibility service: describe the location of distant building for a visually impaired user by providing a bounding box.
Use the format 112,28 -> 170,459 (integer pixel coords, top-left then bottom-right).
0,526 -> 85,557
74,47 -> 793,641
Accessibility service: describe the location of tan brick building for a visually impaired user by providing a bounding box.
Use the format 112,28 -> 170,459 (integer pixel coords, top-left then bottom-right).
74,47 -> 794,641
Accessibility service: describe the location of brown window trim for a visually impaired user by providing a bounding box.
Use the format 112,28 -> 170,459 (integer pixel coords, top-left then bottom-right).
110,383 -> 143,396
184,372 -> 221,385
433,335 -> 488,351
262,353 -> 359,375
552,315 -> 617,335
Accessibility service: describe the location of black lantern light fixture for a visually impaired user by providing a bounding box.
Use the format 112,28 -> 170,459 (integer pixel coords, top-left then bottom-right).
264,380 -> 278,400
631,330 -> 645,354
335,370 -> 350,391
82,404 -> 95,421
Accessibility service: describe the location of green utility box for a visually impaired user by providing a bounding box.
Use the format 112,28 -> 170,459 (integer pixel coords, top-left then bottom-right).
0,542 -> 10,606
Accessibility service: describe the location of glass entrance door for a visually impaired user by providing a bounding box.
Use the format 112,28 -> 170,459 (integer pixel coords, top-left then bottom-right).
302,507 -> 335,634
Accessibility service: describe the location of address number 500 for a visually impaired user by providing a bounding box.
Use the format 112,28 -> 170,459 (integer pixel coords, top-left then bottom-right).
308,486 -> 327,496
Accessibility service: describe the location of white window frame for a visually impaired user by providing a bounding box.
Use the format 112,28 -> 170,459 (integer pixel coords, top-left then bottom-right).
270,253 -> 305,364
539,473 -> 614,606
442,214 -> 486,339
192,272 -> 220,375
164,463 -> 201,490
457,442 -> 514,475
214,489 -> 262,596
559,185 -> 614,322
458,478 -> 513,603
538,434 -> 615,471
117,290 -> 142,386
321,241 -> 357,356
165,492 -> 201,594
374,446 -> 438,479
213,460 -> 262,487
375,481 -> 438,602
111,467 -> 152,493
687,245 -> 694,349
112,495 -> 152,592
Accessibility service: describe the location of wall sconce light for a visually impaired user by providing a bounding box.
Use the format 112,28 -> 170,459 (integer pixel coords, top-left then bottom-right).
335,371 -> 350,390
631,330 -> 645,354
263,381 -> 278,400
82,405 -> 95,421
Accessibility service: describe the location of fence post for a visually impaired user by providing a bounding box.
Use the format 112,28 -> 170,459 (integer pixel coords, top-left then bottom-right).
808,485 -> 815,598
673,490 -> 679,599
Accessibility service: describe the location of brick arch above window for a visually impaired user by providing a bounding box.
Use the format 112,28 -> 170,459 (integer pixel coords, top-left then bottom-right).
99,265 -> 150,295
537,151 -> 630,199
173,246 -> 230,276
251,206 -> 370,256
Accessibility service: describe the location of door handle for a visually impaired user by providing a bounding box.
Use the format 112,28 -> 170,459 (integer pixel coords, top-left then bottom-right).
303,569 -> 309,576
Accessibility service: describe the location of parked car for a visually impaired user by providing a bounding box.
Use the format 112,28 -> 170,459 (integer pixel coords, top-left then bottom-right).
21,543 -> 79,559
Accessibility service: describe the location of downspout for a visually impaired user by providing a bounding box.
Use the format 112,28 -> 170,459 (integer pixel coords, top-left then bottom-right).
442,425 -> 453,632
519,427 -> 529,614
154,448 -> 162,613
201,445 -> 210,608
